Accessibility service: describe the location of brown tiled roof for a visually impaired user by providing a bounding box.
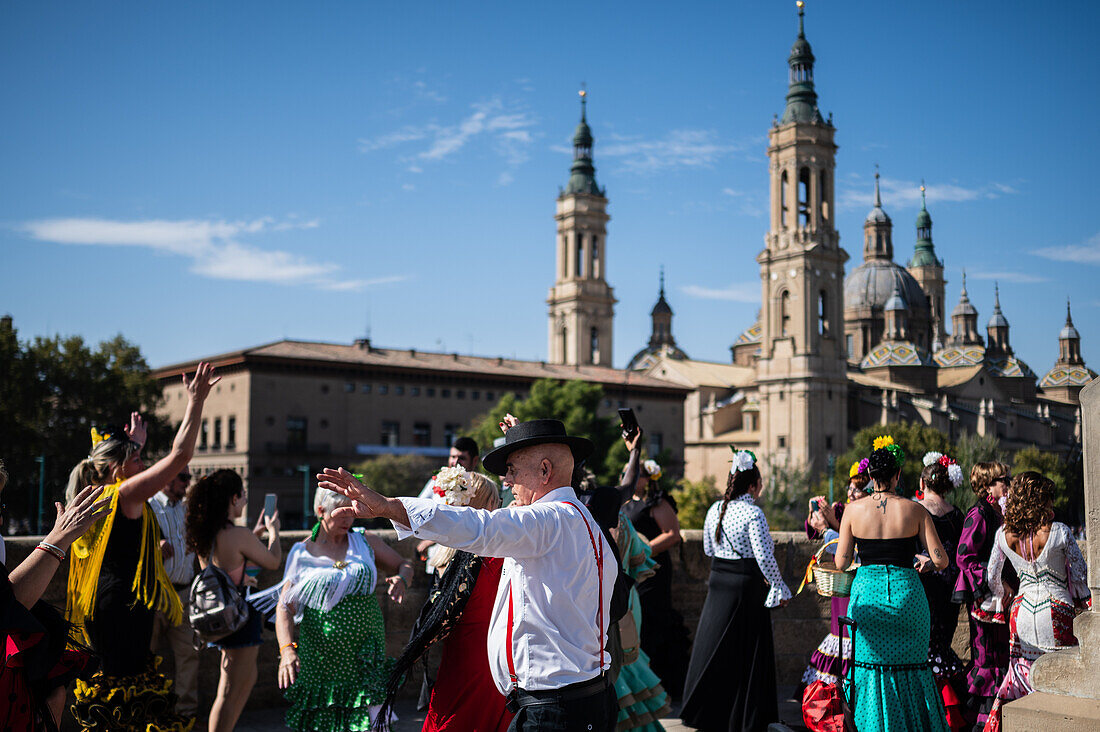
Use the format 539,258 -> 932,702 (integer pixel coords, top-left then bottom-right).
154,339 -> 689,394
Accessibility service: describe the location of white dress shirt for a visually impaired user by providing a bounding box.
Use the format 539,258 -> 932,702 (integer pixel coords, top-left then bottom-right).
149,492 -> 195,586
393,485 -> 617,695
702,494 -> 792,608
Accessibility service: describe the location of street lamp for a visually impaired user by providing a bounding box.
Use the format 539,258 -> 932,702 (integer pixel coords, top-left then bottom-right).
827,453 -> 836,505
34,455 -> 45,535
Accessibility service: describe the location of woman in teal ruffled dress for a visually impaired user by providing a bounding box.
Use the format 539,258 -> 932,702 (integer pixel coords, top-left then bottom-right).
613,513 -> 672,731
275,487 -> 413,731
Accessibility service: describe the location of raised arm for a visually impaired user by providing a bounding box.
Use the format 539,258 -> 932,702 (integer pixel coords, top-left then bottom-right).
614,429 -> 644,505
118,363 -> 218,514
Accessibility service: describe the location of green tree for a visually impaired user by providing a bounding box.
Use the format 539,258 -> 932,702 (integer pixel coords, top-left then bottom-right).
670,476 -> 720,530
1012,446 -> 1076,518
467,379 -> 630,486
951,433 -> 1007,510
0,317 -> 167,530
760,454 -> 817,531
834,422 -> 953,499
348,453 -> 439,498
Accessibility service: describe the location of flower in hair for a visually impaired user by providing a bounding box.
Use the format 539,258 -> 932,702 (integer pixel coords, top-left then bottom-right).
730,450 -> 756,475
90,427 -> 112,447
947,463 -> 964,489
431,466 -> 473,506
885,443 -> 906,467
922,451 -> 943,467
643,459 -> 662,480
858,458 -> 869,475
873,435 -> 895,451
848,461 -> 861,478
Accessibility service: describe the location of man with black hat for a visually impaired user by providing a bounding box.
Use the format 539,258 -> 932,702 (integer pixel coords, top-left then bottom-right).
319,419 -> 618,732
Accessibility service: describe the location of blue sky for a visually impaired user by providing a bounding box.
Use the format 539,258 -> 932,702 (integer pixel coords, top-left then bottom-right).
1,1 -> 1095,375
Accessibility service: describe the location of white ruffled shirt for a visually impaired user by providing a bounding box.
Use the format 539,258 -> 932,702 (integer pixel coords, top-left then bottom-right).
393,486 -> 617,695
702,494 -> 792,608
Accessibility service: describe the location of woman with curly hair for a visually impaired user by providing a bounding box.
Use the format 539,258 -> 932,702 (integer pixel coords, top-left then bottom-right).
952,461 -> 1013,730
917,457 -> 967,730
835,442 -> 950,731
622,457 -> 689,700
66,363 -> 218,732
982,472 -> 1089,732
185,469 -> 281,732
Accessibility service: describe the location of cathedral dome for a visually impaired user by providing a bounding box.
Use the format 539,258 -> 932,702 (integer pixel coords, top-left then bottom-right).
844,260 -> 929,314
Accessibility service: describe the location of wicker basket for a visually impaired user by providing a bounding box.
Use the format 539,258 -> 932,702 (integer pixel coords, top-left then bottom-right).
810,539 -> 857,598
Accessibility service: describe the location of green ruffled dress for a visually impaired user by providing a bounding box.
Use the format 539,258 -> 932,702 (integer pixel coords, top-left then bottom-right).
281,530 -> 394,732
614,514 -> 671,732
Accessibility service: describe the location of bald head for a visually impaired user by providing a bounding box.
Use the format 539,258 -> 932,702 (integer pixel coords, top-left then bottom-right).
504,443 -> 575,506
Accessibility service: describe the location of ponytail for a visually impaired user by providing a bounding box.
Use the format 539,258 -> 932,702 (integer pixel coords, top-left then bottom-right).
65,436 -> 137,501
714,464 -> 761,546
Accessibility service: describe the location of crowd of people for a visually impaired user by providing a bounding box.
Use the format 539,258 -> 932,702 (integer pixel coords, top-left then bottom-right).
0,370 -> 1090,732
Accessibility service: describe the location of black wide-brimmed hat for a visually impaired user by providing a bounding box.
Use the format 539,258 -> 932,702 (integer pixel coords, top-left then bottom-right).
481,419 -> 594,476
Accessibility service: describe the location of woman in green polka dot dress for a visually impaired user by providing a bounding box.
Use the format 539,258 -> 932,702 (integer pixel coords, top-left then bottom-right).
275,487 -> 413,731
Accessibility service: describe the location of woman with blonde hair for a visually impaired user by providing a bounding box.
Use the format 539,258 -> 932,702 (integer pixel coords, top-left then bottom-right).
982,472 -> 1088,732
276,484 -> 412,731
66,363 -> 218,731
378,471 -> 514,732
952,461 -> 1013,730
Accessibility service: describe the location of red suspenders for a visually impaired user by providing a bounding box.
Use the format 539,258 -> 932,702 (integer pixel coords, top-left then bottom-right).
505,501 -> 605,686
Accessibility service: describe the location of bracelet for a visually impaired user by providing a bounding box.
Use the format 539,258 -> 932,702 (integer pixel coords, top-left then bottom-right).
36,542 -> 66,562
279,642 -> 297,653
395,574 -> 409,587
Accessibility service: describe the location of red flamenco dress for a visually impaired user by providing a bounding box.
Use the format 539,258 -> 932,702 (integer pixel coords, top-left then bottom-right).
1,564 -> 98,731
422,556 -> 513,732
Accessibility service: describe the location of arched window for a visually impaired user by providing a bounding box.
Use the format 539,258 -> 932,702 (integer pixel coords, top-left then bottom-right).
780,290 -> 791,338
591,236 -> 600,278
818,290 -> 829,336
575,234 -> 585,277
559,325 -> 568,362
798,167 -> 811,227
589,327 -> 600,363
780,170 -> 789,229
819,169 -> 829,223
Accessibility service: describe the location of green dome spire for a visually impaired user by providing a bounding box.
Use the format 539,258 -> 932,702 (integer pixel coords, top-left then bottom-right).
909,181 -> 942,268
780,1 -> 825,126
564,87 -> 602,196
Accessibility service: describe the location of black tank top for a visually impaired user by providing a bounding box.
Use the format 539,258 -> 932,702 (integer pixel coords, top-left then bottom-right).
856,535 -> 919,568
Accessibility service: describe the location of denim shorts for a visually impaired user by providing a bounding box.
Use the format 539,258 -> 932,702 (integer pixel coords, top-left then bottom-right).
210,603 -> 263,650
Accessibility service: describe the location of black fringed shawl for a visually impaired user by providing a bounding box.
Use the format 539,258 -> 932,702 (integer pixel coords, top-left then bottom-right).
373,551 -> 483,729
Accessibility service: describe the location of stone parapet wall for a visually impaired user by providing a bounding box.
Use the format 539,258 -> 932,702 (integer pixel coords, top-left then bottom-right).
10,529 -> 1076,713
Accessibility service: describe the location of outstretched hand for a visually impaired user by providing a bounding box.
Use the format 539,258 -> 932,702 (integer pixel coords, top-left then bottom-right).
183,361 -> 220,403
124,411 -> 147,449
318,468 -> 390,521
45,484 -> 111,550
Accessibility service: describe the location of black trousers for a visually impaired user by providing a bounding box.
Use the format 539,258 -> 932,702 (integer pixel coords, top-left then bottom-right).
506,677 -> 617,732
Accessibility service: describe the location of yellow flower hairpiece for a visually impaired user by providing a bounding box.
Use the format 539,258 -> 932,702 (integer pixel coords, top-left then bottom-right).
849,461 -> 861,478
90,427 -> 112,447
872,435 -> 895,451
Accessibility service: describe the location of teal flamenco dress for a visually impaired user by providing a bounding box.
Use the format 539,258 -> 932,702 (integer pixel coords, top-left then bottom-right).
279,529 -> 394,732
614,514 -> 671,732
847,537 -> 949,732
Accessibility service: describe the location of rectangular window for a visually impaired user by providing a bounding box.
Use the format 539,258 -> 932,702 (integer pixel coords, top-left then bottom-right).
199,419 -> 208,450
456,389 -> 465,399
846,334 -> 853,357
471,390 -> 480,400
213,417 -> 222,449
361,383 -> 372,394
442,388 -> 451,398
444,423 -> 459,447
427,387 -> 436,397
648,432 -> 663,455
395,385 -> 405,396
486,391 -> 495,401
778,435 -> 787,449
413,422 -> 431,447
379,385 -> 389,395
344,382 -> 355,393
380,421 -> 399,447
287,417 -> 308,451
411,386 -> 421,396
825,435 -> 834,450
227,416 -> 237,449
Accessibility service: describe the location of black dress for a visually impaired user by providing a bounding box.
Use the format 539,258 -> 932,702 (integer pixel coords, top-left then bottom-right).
622,492 -> 690,699
922,507 -> 967,723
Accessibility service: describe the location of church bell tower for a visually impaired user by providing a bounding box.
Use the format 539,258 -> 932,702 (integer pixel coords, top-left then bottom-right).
756,2 -> 849,473
547,89 -> 616,366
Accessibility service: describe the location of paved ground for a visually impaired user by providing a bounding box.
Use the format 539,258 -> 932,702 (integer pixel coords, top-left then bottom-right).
235,687 -> 807,731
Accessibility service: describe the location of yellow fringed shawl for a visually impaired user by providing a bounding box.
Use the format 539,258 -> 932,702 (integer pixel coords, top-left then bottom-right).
66,479 -> 183,641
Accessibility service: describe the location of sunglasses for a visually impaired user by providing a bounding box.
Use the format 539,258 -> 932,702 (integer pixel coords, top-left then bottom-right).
177,473 -> 192,482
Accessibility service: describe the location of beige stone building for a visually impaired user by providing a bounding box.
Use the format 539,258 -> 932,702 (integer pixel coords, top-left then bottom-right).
627,6 -> 1092,483
153,340 -> 687,525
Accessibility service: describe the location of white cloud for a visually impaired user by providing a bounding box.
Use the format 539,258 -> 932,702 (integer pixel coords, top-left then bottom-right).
967,269 -> 1049,284
838,177 -> 1020,211
1033,232 -> 1100,265
22,217 -> 399,291
681,281 -> 759,303
497,172 -> 514,186
358,97 -> 537,173
599,129 -> 750,174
